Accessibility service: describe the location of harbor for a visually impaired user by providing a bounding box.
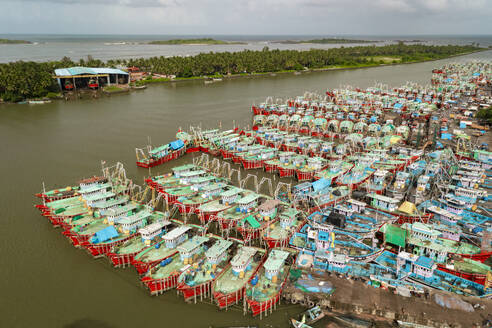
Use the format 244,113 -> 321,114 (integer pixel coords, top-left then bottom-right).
31,60 -> 492,327
1,50 -> 491,327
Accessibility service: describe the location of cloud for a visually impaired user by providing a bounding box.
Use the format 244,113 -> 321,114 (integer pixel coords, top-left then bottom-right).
0,0 -> 490,34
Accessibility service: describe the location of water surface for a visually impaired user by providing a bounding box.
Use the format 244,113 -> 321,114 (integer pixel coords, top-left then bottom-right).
1,50 -> 491,327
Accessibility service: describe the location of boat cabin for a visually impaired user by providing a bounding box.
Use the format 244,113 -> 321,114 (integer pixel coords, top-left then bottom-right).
149,144 -> 170,159
264,249 -> 290,280
220,188 -> 242,205
105,203 -> 138,224
334,204 -> 355,218
413,255 -> 437,279
172,164 -> 197,178
190,176 -> 215,191
307,157 -> 326,170
83,191 -> 116,207
279,152 -> 296,164
426,206 -> 460,225
163,225 -> 191,249
139,220 -> 172,244
257,199 -> 281,219
237,194 -> 261,213
179,170 -> 207,184
402,222 -> 440,243
94,196 -> 128,212
346,199 -> 366,213
368,193 -> 399,212
201,183 -> 225,199
314,250 -> 348,270
416,175 -> 430,193
231,247 -> 257,276
78,182 -> 112,197
177,236 -> 209,262
396,251 -> 437,279
118,210 -> 152,234
79,176 -> 108,190
205,239 -> 233,265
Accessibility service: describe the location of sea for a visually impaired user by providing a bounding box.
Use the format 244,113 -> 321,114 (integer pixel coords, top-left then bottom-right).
0,34 -> 491,63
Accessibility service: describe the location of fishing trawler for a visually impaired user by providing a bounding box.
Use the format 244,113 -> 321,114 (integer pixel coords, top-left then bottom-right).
136,140 -> 185,168
212,246 -> 267,309
296,157 -> 327,181
245,248 -> 297,317
141,235 -> 212,295
314,160 -> 353,184
131,225 -> 193,275
108,217 -> 171,268
337,165 -> 375,190
366,193 -> 432,224
262,208 -> 305,248
196,187 -> 254,223
361,169 -> 392,194
177,237 -> 235,301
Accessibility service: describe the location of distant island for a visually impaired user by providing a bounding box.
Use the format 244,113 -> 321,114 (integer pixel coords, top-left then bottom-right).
0,38 -> 31,44
148,38 -> 245,45
280,38 -> 378,44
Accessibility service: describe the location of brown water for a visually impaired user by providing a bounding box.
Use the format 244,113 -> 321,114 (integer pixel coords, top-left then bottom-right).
1,50 -> 492,328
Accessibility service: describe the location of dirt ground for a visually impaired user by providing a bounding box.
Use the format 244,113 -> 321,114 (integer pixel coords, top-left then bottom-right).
285,271 -> 492,327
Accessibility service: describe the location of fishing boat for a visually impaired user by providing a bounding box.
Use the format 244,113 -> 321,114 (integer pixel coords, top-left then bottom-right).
131,225 -> 192,275
88,79 -> 99,89
235,199 -> 284,241
296,157 -> 327,182
241,148 -> 278,170
212,246 -> 266,309
361,169 -> 391,194
35,176 -> 107,202
262,208 -> 305,248
245,248 -> 297,316
141,235 -> 211,295
136,140 -> 185,168
197,187 -> 254,223
337,165 -> 375,190
64,80 -> 74,90
177,237 -> 234,301
386,171 -> 412,200
366,193 -> 432,224
290,306 -> 324,328
178,183 -> 229,214
82,207 -> 160,258
107,217 -> 171,268
437,257 -> 491,286
277,154 -> 307,178
314,160 -> 353,184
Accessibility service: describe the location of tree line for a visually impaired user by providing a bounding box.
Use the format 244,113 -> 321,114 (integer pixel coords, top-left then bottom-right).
0,44 -> 480,102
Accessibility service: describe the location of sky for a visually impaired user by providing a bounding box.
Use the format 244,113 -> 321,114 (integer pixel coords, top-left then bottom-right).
1,0 -> 491,35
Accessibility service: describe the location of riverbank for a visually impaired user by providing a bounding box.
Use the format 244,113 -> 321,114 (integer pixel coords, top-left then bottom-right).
0,44 -> 485,103
135,48 -> 489,86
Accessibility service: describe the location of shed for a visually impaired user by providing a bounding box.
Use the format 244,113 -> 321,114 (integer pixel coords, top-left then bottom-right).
54,66 -> 129,91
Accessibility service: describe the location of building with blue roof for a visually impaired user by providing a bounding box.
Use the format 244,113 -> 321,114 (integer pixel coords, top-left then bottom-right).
54,66 -> 129,91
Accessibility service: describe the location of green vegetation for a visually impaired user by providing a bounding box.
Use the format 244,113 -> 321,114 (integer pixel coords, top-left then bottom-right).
0,44 -> 482,102
102,85 -> 127,93
148,38 -> 244,45
281,38 -> 377,44
477,106 -> 492,124
0,38 -> 31,44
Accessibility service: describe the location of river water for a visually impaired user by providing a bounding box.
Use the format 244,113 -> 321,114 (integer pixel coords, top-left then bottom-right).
1,50 -> 492,328
1,34 -> 492,63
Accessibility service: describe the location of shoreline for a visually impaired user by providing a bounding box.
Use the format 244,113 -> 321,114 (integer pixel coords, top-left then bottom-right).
0,48 -> 488,105
138,48 -> 489,85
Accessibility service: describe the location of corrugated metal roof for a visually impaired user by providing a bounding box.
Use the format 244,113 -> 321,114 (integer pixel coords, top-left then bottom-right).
54,66 -> 128,77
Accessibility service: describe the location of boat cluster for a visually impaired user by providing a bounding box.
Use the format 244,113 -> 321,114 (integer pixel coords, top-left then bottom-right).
35,61 -> 492,322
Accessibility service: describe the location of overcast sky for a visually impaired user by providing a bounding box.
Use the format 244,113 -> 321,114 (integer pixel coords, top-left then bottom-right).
1,0 -> 491,35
